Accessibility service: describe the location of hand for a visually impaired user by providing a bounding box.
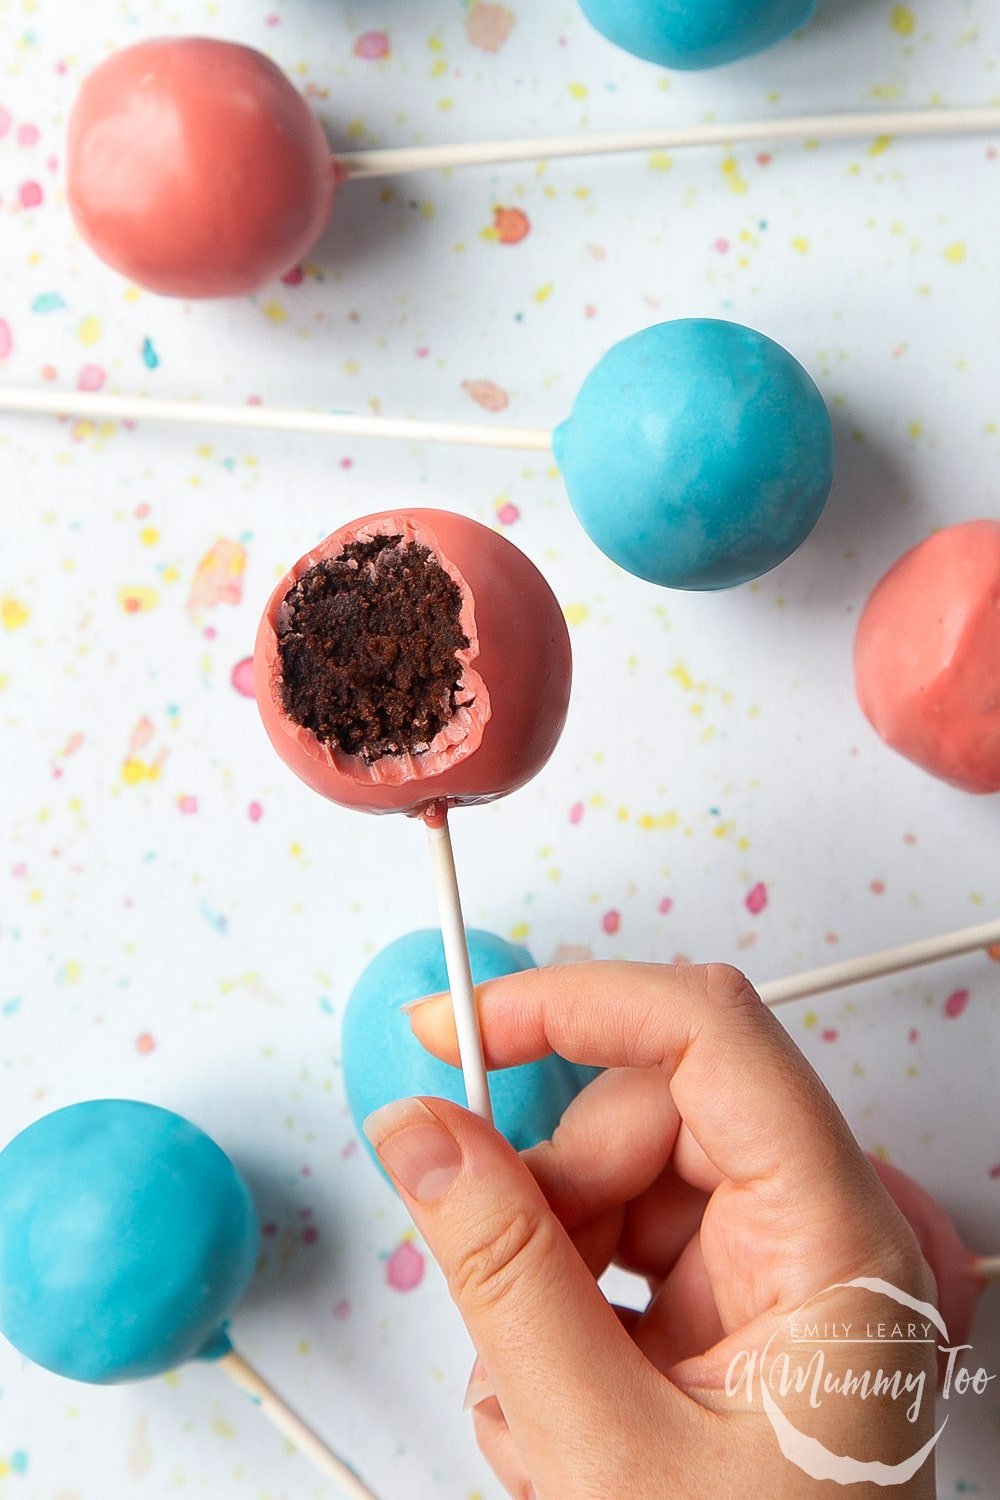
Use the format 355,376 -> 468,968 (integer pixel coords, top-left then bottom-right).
364,963 -> 938,1499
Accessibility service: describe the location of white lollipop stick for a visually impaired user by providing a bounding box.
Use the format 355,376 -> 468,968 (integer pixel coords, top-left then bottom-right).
336,106 -> 1000,180
0,387 -> 552,452
758,918 -> 1000,1009
423,806 -> 494,1125
218,1349 -> 380,1499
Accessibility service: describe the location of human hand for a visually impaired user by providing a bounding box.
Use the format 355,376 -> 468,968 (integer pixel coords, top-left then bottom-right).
364,963 -> 938,1499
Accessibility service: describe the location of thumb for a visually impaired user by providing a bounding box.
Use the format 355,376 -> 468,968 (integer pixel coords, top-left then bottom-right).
363,1096 -> 661,1484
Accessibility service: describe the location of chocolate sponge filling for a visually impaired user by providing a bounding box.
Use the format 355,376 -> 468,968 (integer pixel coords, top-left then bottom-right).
276,534 -> 473,763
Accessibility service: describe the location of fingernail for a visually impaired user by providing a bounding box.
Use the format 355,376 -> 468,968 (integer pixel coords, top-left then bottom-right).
462,1356 -> 495,1412
363,1099 -> 462,1203
399,991 -> 447,1015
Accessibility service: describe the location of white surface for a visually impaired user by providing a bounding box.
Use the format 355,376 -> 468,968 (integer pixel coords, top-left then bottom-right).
1,2 -> 998,1496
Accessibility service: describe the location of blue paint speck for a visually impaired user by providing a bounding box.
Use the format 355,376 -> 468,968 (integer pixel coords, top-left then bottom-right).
318,996 -> 334,1016
141,336 -> 159,370
32,292 -> 65,313
2,998 -> 22,1018
10,1450 -> 29,1474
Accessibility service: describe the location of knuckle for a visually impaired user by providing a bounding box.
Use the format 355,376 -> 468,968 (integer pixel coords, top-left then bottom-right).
448,1205 -> 558,1314
699,961 -> 759,1010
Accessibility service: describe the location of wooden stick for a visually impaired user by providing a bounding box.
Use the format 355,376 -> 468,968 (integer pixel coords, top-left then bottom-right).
0,386 -> 553,452
217,1349 -> 380,1498
758,918 -> 1000,1009
974,1256 -> 1000,1283
337,106 -> 1000,180
423,806 -> 494,1124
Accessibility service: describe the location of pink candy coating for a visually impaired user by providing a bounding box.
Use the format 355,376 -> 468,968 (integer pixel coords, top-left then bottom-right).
67,38 -> 335,298
254,510 -> 572,816
855,520 -> 1000,794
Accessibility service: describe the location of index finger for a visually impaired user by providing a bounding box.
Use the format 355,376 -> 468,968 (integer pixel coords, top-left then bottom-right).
408,961 -> 860,1197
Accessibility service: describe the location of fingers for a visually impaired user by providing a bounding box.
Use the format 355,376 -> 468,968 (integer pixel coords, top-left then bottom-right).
410,961 -> 862,1199
363,1096 -> 666,1486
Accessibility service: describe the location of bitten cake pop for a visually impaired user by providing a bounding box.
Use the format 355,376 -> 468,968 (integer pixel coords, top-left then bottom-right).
854,520 -> 1000,794
0,1099 -> 379,1497
68,38 -> 335,298
553,320 -> 835,589
63,36 -> 1000,298
254,511 -> 572,814
578,0 -> 816,71
255,510 -> 572,1123
344,929 -> 600,1181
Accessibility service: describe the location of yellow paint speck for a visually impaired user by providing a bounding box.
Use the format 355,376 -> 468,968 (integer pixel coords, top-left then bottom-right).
510,922 -> 530,942
791,236 -> 810,255
908,420 -> 923,440
803,1011 -> 818,1029
648,152 -> 673,172
891,5 -> 916,36
721,157 -> 748,195
943,241 -> 966,264
1,595 -> 30,630
77,314 -> 102,346
868,135 -> 893,157
263,300 -> 287,324
139,526 -> 160,547
118,585 -> 159,614
534,283 -> 553,304
564,602 -> 589,627
121,759 -> 160,786
568,81 -> 588,100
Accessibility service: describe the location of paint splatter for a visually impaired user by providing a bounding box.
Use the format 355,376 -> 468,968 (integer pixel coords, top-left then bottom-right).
354,31 -> 390,61
121,716 -> 167,784
496,501 -> 519,526
891,5 -> 916,36
177,795 -> 198,815
943,242 -> 966,265
486,206 -> 531,245
386,1238 -> 425,1291
658,897 -> 674,915
1,596 -> 30,631
141,337 -> 159,370
118,585 -> 159,614
188,538 -> 247,611
17,123 -> 39,147
602,909 -> 621,936
333,1299 -> 351,1320
944,989 -> 970,1019
248,801 -> 263,822
230,657 -> 255,697
32,291 -> 64,313
745,882 -> 768,916
18,181 -> 43,208
135,1032 -> 156,1055
466,2 -> 516,52
569,802 -> 584,826
77,364 -> 105,392
461,379 -> 510,412
821,1028 -> 839,1043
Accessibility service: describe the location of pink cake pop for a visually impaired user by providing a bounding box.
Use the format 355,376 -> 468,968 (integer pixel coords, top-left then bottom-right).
870,1156 -> 989,1358
254,510 -> 572,817
67,38 -> 335,298
855,520 -> 1000,794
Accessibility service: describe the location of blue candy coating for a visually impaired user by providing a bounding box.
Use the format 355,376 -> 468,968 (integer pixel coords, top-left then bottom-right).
553,319 -> 834,591
343,929 -> 600,1179
578,0 -> 816,70
0,1100 -> 260,1384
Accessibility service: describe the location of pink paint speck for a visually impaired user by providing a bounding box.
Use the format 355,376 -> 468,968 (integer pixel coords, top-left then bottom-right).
354,30 -> 391,60
602,909 -> 621,936
569,801 -> 584,826
745,882 -> 768,916
11,862 -> 27,878
135,1032 -> 156,1055
340,1138 -> 358,1159
497,502 -> 520,526
0,319 -> 12,361
870,879 -> 886,895
333,1299 -> 351,1320
386,1240 -> 425,1292
230,657 -> 255,697
714,238 -> 730,254
821,1028 -> 839,1043
16,123 -> 38,147
908,1027 -> 919,1044
77,364 -> 105,392
262,1221 -> 278,1238
202,625 -> 217,641
944,989 -> 969,1019
18,180 -> 42,208
658,897 -> 673,915
248,801 -> 263,823
281,265 -> 304,286
756,151 -> 773,167
990,1163 -> 1000,1180
302,1225 -> 319,1246
177,795 -> 198,815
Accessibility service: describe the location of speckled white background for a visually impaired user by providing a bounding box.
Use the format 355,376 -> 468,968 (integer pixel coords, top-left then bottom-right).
1,1 -> 998,1495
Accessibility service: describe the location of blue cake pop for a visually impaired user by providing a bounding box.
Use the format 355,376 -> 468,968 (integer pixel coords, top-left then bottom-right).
578,0 -> 816,70
0,1100 -> 260,1384
553,319 -> 834,591
343,929 -> 600,1179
